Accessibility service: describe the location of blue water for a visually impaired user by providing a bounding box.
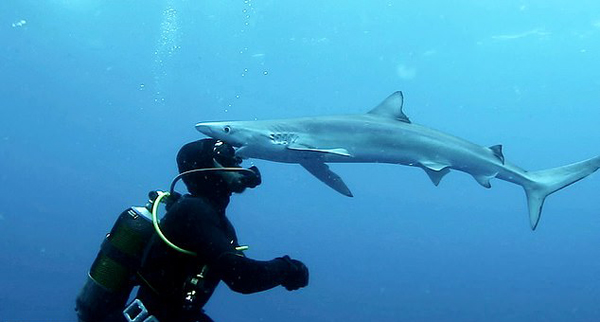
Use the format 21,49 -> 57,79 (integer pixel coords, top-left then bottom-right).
1,1 -> 600,321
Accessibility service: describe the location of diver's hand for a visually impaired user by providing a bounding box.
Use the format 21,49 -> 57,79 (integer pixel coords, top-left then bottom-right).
279,255 -> 309,291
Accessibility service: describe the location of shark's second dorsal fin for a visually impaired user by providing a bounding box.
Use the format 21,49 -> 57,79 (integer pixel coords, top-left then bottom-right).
367,91 -> 411,123
489,144 -> 505,164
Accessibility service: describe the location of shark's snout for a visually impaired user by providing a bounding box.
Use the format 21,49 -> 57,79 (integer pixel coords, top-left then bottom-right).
195,122 -> 244,148
195,123 -> 217,137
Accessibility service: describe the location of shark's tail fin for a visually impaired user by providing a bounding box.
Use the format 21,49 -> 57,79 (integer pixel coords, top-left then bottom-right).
525,156 -> 600,230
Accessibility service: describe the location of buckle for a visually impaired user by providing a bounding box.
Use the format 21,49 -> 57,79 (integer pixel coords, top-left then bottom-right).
123,299 -> 159,322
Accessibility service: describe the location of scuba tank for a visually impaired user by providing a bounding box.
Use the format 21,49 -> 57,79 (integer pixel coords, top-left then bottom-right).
75,192 -> 165,322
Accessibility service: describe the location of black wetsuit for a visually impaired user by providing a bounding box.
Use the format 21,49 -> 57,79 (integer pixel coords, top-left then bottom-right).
136,192 -> 293,322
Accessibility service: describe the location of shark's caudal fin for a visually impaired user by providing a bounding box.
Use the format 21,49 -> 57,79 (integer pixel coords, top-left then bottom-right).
524,156 -> 600,230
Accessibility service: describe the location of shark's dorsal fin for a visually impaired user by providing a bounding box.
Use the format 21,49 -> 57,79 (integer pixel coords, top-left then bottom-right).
489,144 -> 505,164
367,91 -> 411,123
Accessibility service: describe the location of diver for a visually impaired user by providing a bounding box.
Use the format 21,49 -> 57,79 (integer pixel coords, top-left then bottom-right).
75,139 -> 309,322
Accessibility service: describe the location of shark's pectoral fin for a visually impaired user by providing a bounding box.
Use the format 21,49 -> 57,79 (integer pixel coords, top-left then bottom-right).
287,143 -> 352,157
472,173 -> 498,188
301,162 -> 353,197
489,144 -> 505,164
419,161 -> 450,186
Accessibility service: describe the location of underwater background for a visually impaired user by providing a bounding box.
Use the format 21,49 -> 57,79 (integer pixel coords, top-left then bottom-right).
1,1 -> 600,321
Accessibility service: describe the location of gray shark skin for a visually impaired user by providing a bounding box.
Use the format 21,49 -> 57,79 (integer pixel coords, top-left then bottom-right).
196,91 -> 600,230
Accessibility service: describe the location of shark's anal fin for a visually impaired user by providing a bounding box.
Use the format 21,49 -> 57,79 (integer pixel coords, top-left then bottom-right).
472,173 -> 498,188
287,144 -> 352,157
301,162 -> 353,197
489,144 -> 505,164
419,161 -> 450,186
367,91 -> 411,123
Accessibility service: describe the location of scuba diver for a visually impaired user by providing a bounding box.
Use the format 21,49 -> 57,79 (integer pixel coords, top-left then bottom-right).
76,139 -> 309,322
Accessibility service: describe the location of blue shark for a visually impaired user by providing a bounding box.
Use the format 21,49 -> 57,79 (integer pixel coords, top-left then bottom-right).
195,91 -> 600,230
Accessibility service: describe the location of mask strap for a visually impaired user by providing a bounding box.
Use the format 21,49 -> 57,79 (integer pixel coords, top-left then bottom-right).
169,168 -> 256,195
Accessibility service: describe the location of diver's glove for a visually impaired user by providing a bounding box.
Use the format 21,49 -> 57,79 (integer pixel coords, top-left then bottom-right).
240,166 -> 262,189
279,255 -> 309,291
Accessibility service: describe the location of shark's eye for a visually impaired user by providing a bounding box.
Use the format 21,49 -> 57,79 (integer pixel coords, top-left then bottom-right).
223,125 -> 231,134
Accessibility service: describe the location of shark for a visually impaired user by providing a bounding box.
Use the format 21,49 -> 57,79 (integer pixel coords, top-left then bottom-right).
195,91 -> 600,230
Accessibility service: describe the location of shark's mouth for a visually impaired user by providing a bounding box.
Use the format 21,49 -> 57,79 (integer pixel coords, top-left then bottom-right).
233,146 -> 251,159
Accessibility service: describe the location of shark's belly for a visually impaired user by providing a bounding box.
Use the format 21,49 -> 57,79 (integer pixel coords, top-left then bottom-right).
319,134 -> 506,176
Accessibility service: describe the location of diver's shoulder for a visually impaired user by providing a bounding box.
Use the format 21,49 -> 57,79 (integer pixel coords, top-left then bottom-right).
173,194 -> 212,209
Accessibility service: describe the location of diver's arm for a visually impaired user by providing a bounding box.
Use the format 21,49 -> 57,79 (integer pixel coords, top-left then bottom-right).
214,253 -> 287,294
173,199 -> 309,293
214,253 -> 308,294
